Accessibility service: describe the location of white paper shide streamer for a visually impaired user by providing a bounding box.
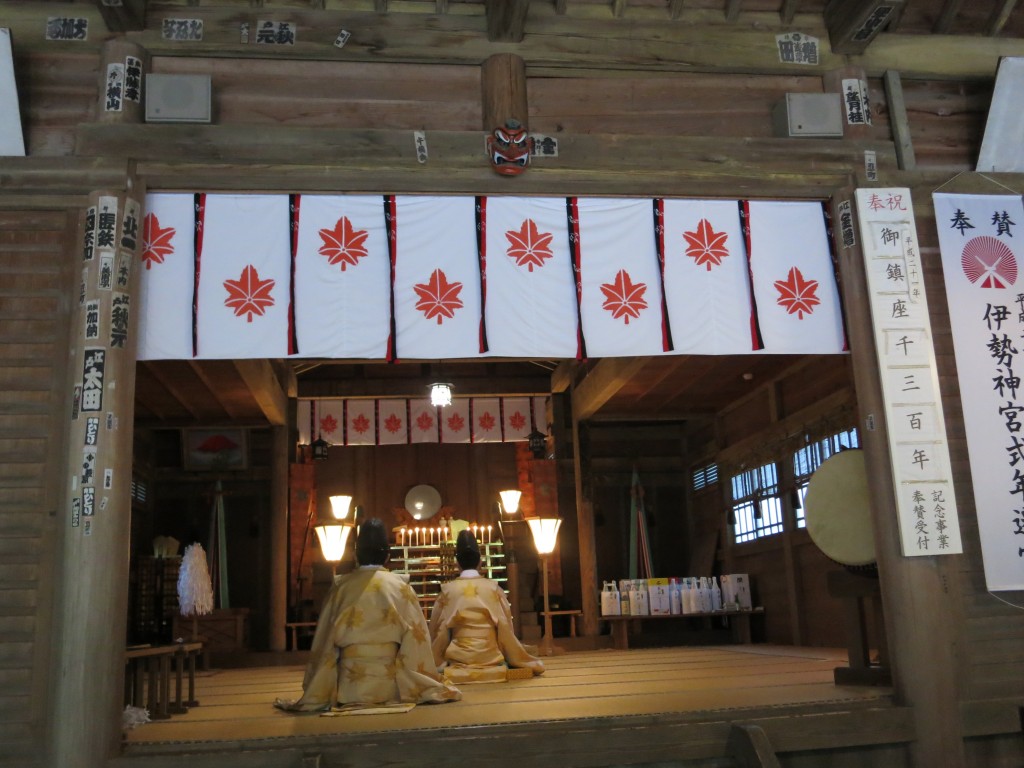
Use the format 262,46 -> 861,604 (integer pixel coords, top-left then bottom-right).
177,542 -> 214,616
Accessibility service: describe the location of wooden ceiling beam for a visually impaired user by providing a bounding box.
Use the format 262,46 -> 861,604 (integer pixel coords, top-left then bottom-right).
485,0 -> 529,42
933,0 -> 963,34
988,0 -> 1019,36
571,357 -> 649,421
93,0 -> 146,32
233,359 -> 288,425
780,0 -> 800,25
137,361 -> 202,422
298,371 -> 551,399
187,360 -> 253,422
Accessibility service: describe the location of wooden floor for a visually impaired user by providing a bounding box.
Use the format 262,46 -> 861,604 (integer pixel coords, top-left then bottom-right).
118,644 -> 901,766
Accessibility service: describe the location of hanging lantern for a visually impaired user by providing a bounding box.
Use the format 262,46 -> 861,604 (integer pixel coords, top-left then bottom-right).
527,429 -> 547,459
311,433 -> 329,461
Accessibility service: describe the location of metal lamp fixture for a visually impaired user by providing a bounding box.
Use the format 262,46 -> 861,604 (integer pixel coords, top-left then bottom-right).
429,382 -> 453,407
329,494 -> 353,521
316,494 -> 356,573
499,489 -> 522,516
527,516 -> 563,656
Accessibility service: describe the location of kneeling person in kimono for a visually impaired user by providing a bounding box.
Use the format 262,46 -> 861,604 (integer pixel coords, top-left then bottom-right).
275,518 -> 461,712
429,529 -> 544,684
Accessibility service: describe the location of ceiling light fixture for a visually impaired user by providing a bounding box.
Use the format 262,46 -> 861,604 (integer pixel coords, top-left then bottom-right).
429,382 -> 453,407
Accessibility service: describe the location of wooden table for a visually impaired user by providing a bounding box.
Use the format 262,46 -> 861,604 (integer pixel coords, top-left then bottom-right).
602,608 -> 763,650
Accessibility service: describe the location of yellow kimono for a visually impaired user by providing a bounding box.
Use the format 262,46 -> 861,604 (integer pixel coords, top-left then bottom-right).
276,566 -> 461,711
429,572 -> 545,684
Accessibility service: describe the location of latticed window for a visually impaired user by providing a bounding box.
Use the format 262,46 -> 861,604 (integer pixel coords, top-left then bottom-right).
792,428 -> 859,527
730,462 -> 783,543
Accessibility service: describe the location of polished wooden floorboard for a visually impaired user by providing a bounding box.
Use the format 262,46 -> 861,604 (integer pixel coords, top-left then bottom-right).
124,645 -> 891,747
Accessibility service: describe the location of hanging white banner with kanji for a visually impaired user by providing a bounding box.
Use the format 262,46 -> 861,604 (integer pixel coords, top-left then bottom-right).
746,200 -> 846,353
292,194 -> 391,359
391,196 -> 483,360
194,194 -> 293,358
660,199 -> 756,354
573,197 -> 667,357
855,188 -> 962,558
934,191 -> 1023,589
137,193 -> 195,360
408,398 -> 440,443
481,196 -> 579,358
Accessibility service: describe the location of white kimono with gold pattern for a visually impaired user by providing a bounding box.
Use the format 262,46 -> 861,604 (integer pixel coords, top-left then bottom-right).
277,566 -> 461,711
429,573 -> 545,684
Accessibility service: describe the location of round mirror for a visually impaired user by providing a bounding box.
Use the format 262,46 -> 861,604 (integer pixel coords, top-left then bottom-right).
404,484 -> 442,521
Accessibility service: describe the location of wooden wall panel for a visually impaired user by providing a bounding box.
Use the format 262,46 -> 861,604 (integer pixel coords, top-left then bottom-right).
151,57 -> 483,130
0,209 -> 72,767
900,79 -> 992,172
14,52 -> 97,156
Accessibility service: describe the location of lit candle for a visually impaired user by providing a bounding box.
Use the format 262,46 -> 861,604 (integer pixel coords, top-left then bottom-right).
487,524 -> 492,544
472,524 -> 478,540
414,526 -> 420,546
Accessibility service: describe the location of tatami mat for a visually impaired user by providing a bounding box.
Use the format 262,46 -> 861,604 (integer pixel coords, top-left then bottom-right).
124,645 -> 891,746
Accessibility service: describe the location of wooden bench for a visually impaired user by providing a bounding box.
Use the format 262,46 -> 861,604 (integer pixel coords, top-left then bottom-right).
602,608 -> 763,650
540,609 -> 583,638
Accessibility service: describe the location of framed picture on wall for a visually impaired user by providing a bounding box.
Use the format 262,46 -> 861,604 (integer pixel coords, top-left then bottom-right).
182,428 -> 248,471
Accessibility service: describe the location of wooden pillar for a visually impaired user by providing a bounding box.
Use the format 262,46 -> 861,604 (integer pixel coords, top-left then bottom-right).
269,425 -> 289,651
49,180 -> 145,768
96,39 -> 148,125
830,190 -> 966,767
570,400 -> 600,637
481,53 -> 529,131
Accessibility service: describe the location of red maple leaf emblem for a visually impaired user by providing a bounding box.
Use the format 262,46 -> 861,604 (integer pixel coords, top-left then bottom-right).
446,412 -> 466,433
774,267 -> 821,319
223,265 -> 276,323
509,411 -> 526,431
384,413 -> 403,433
414,268 -> 464,324
683,219 -> 730,271
478,412 -> 496,432
141,213 -> 175,271
318,216 -> 369,271
600,269 -> 648,324
415,411 -> 435,432
320,414 -> 338,435
506,219 -> 554,272
351,414 -> 371,434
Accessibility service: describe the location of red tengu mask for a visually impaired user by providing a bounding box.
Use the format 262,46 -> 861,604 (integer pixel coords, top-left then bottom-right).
487,119 -> 533,176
